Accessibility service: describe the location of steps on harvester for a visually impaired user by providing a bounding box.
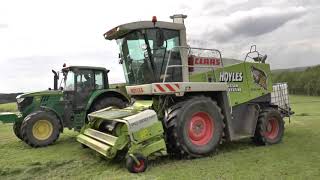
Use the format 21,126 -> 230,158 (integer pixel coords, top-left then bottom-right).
77,128 -> 118,156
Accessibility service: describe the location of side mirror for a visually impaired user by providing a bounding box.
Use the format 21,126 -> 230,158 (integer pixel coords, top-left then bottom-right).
119,53 -> 123,64
156,29 -> 164,47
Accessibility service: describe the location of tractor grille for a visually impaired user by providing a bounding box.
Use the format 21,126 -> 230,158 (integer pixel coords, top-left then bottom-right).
17,97 -> 33,112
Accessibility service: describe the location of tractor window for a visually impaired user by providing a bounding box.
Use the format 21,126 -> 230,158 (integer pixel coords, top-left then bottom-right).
64,71 -> 75,91
76,70 -> 94,92
95,71 -> 104,89
166,36 -> 179,50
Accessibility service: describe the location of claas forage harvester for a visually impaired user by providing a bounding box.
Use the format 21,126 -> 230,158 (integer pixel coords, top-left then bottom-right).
77,15 -> 292,173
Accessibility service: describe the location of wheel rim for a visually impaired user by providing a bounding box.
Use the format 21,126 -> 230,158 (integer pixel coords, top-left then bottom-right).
32,120 -> 53,140
188,112 -> 214,146
133,160 -> 145,172
265,117 -> 279,140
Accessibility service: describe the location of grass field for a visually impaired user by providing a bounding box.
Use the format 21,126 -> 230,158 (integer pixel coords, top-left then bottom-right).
0,95 -> 319,179
0,103 -> 17,113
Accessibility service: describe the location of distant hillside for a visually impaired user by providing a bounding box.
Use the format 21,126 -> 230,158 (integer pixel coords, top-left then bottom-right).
0,93 -> 22,104
272,65 -> 320,96
272,65 -> 316,73
222,58 -> 243,66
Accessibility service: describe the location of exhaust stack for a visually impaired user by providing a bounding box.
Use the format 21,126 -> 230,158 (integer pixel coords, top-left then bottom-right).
170,14 -> 187,24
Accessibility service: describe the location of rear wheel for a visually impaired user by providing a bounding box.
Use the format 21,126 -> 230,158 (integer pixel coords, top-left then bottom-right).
90,97 -> 127,112
90,97 -> 127,131
253,108 -> 284,145
21,111 -> 61,147
13,121 -> 22,140
164,96 -> 224,157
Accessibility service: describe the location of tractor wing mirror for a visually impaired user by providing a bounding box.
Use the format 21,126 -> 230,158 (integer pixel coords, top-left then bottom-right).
119,53 -> 123,64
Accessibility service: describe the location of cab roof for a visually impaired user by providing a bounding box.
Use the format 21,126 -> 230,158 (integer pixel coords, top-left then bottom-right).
62,66 -> 109,72
104,20 -> 185,40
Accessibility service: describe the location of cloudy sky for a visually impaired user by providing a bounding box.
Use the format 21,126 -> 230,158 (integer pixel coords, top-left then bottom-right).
0,0 -> 319,93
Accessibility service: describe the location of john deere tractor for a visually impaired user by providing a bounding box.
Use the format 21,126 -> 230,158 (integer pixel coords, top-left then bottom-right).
0,65 -> 129,147
77,15 -> 292,172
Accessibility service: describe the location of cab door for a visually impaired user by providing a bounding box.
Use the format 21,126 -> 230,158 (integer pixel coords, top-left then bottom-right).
74,70 -> 95,110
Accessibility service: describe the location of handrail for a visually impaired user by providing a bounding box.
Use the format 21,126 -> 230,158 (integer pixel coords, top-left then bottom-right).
162,46 -> 224,83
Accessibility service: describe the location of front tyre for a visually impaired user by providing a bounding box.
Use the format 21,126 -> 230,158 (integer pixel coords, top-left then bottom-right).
13,121 -> 23,140
253,108 -> 284,145
21,111 -> 61,147
164,96 -> 224,157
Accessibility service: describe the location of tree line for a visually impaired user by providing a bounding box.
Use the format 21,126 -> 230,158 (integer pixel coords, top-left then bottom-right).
272,65 -> 320,96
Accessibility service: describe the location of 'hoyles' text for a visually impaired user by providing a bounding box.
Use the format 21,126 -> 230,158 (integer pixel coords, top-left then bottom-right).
219,72 -> 243,82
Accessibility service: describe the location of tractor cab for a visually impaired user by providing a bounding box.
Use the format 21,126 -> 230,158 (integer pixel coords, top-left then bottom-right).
61,66 -> 110,110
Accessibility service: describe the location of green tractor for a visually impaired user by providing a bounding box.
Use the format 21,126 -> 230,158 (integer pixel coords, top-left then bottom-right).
77,15 -> 292,173
0,65 -> 129,147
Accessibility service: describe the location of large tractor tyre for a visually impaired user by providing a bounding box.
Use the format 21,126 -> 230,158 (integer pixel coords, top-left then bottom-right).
253,108 -> 284,145
164,96 -> 224,158
13,121 -> 23,140
21,111 -> 61,147
90,97 -> 127,113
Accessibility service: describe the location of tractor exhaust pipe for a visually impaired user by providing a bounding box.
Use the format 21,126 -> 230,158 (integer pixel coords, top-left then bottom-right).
52,70 -> 58,90
170,14 -> 187,24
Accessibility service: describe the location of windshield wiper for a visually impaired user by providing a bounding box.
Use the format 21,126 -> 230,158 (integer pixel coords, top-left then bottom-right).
142,32 -> 156,82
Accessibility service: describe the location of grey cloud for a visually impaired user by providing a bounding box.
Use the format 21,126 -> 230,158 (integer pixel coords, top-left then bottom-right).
206,7 -> 307,42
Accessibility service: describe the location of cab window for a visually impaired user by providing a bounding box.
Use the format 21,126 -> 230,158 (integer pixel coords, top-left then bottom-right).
76,70 -> 94,92
95,71 -> 104,89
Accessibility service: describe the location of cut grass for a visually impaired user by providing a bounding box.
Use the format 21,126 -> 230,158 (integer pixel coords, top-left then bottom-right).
0,103 -> 17,113
0,95 -> 319,179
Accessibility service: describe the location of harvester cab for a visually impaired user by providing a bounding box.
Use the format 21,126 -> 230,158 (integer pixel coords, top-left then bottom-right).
77,14 -> 292,173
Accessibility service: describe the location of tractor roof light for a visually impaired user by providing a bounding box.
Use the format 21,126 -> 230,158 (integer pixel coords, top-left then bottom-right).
152,16 -> 157,26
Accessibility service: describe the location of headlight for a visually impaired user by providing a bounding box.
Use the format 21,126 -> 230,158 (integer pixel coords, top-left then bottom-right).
17,98 -> 25,104
16,97 -> 33,112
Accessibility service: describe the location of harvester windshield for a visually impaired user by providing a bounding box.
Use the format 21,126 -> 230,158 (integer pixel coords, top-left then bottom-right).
117,28 -> 181,85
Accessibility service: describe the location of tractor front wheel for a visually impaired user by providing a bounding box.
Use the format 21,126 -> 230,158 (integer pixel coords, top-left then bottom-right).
164,96 -> 224,157
21,111 -> 61,147
253,108 -> 284,145
13,121 -> 23,140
